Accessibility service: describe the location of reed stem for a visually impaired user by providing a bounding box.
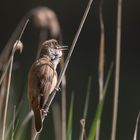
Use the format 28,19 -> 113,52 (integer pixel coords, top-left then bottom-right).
111,0 -> 122,139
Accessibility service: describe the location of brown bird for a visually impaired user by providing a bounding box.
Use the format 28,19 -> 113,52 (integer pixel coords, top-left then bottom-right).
28,39 -> 67,132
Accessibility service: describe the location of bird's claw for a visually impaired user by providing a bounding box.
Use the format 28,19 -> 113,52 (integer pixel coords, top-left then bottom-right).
54,87 -> 61,92
42,109 -> 48,116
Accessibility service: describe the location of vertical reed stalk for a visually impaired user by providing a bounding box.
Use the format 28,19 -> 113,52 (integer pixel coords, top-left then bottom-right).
1,40 -> 23,140
96,0 -> 105,139
60,59 -> 67,140
80,119 -> 86,140
111,0 -> 122,140
2,53 -> 14,140
0,78 -> 7,123
1,20 -> 26,140
0,19 -> 29,86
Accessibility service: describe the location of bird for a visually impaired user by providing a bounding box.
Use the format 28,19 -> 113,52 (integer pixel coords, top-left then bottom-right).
28,39 -> 67,132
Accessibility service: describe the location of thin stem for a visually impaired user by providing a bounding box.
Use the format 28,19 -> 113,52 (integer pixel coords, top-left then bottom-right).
21,111 -> 33,127
0,19 -> 29,86
80,119 -> 86,140
33,133 -> 39,140
44,0 -> 94,113
96,0 -> 105,139
83,76 -> 92,119
56,0 -> 94,89
61,77 -> 67,140
1,20 -> 27,139
2,54 -> 14,140
60,59 -> 67,140
33,0 -> 94,138
0,18 -> 29,69
133,112 -> 140,140
111,0 -> 122,140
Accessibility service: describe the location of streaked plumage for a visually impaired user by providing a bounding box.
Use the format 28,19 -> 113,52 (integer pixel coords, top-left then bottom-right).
28,39 -> 66,132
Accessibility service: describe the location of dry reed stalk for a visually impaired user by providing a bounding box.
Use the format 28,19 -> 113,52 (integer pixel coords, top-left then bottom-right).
0,20 -> 28,86
0,77 -> 7,121
0,18 -> 28,70
21,111 -> 34,127
56,29 -> 67,140
32,0 -> 94,139
60,56 -> 67,140
80,119 -> 86,140
96,0 -> 105,139
0,19 -> 26,140
0,21 -> 28,131
111,0 -> 122,140
0,7 -> 56,70
2,50 -> 15,140
1,41 -> 23,140
42,0 -> 94,120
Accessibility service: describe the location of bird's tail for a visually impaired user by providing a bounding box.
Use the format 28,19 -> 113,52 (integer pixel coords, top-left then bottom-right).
34,108 -> 43,133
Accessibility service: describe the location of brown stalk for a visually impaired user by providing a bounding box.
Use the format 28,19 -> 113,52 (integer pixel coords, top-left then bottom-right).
0,7 -> 56,70
80,119 -> 86,140
1,41 -> 23,140
96,0 -> 105,139
111,0 -> 123,140
0,20 -> 28,86
32,0 -> 94,139
0,20 -> 26,139
60,51 -> 67,140
0,77 -> 7,124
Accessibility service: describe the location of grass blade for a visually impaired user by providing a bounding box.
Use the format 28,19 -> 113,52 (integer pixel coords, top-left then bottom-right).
88,63 -> 113,140
79,76 -> 92,140
83,76 -> 92,119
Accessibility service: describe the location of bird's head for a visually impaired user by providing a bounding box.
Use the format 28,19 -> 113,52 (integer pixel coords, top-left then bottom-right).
40,39 -> 67,61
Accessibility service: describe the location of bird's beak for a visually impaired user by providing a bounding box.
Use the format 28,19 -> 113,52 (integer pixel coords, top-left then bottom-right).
57,46 -> 68,50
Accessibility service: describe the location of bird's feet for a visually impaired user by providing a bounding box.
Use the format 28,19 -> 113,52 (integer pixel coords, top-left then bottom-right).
41,109 -> 48,116
54,87 -> 61,92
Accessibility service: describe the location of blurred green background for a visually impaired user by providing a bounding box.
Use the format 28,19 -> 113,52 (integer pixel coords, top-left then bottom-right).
0,0 -> 140,139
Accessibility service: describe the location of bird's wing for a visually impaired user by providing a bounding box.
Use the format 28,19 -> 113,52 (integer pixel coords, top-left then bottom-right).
36,63 -> 54,108
28,64 -> 39,107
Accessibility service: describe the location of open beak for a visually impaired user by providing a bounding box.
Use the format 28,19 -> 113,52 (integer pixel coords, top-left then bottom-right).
56,46 -> 68,50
